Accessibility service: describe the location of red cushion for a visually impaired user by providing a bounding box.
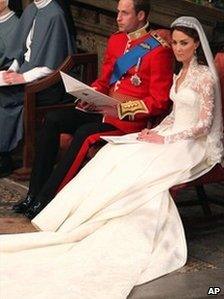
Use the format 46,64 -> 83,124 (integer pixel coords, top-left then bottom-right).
214,53 -> 224,119
60,133 -> 73,151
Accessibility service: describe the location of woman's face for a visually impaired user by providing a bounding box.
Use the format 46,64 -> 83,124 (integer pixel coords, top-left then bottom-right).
172,29 -> 199,64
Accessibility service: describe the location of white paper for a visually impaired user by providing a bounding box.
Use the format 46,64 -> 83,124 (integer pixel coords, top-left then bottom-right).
101,133 -> 142,144
60,71 -> 120,108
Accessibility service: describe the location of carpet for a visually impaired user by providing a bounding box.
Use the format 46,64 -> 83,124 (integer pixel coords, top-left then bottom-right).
0,178 -> 36,234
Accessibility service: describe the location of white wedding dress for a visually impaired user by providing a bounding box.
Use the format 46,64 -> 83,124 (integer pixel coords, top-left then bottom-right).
0,60 -> 217,299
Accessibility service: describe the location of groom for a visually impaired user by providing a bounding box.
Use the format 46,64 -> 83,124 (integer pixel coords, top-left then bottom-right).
13,0 -> 174,219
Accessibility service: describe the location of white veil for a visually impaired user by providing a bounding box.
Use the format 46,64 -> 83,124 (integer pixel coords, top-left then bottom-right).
171,16 -> 223,165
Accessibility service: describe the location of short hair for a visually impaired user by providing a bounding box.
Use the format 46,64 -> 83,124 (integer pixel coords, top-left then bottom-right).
133,0 -> 151,18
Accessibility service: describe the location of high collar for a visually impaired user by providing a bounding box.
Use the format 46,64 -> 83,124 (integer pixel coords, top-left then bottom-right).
189,55 -> 198,68
34,0 -> 52,9
127,22 -> 150,41
0,10 -> 14,23
185,55 -> 198,75
176,56 -> 198,80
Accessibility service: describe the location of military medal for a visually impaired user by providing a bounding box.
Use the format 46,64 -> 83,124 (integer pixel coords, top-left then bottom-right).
130,57 -> 142,86
130,74 -> 142,86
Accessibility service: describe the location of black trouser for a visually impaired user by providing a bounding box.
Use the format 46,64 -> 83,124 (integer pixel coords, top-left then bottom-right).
29,109 -> 115,204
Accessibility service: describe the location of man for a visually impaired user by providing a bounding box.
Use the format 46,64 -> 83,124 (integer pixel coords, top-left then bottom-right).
13,0 -> 174,219
0,0 -> 74,177
0,0 -> 19,69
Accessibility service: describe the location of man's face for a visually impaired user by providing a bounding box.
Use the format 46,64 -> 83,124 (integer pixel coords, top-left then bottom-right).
0,1 -> 7,13
117,0 -> 144,33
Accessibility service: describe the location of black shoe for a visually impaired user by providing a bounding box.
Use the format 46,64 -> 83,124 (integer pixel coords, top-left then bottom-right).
24,201 -> 45,220
0,155 -> 13,178
12,195 -> 36,214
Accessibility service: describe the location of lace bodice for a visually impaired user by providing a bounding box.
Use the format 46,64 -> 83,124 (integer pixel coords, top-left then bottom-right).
154,58 -> 215,144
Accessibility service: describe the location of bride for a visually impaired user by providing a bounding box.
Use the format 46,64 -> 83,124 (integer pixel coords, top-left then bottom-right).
0,17 -> 223,299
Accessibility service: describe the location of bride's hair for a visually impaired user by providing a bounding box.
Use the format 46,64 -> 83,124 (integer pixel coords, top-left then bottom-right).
171,25 -> 207,73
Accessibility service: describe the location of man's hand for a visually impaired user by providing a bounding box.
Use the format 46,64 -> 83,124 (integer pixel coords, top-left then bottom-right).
137,128 -> 164,144
76,99 -> 97,111
99,104 -> 118,118
76,99 -> 118,117
2,71 -> 25,85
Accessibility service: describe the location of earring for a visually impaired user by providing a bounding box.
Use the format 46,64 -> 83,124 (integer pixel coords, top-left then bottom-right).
194,48 -> 197,56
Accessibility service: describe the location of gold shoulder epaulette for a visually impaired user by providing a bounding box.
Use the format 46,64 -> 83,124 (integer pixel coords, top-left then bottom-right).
151,31 -> 170,48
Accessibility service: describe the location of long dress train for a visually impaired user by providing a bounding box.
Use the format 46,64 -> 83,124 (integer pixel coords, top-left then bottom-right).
0,59 -> 217,298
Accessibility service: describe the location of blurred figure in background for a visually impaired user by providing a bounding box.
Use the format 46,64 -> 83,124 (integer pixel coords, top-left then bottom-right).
0,0 -> 75,177
0,0 -> 19,69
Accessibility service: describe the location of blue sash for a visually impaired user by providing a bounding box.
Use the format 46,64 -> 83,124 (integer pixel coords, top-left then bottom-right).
109,36 -> 161,85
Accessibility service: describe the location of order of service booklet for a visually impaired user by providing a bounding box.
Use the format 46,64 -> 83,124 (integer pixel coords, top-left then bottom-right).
60,71 -> 120,112
101,133 -> 142,144
60,71 -> 142,144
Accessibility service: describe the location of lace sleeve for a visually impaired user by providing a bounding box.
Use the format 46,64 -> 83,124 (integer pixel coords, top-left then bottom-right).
164,72 -> 215,144
153,109 -> 175,132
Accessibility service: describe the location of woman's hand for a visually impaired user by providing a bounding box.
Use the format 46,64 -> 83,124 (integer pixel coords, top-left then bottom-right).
2,71 -> 25,85
137,129 -> 164,144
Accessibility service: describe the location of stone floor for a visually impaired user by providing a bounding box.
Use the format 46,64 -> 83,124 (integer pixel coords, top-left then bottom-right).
0,177 -> 223,298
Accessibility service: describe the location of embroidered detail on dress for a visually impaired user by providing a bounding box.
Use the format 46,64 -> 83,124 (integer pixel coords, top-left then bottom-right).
155,58 -> 215,144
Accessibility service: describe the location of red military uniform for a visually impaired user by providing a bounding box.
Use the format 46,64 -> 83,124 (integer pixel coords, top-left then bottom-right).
58,25 -> 174,191
91,24 -> 174,133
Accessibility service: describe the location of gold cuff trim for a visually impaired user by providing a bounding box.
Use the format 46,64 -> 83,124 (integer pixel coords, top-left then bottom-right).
118,100 -> 149,120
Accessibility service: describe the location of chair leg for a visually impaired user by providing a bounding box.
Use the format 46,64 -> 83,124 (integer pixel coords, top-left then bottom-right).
195,185 -> 212,217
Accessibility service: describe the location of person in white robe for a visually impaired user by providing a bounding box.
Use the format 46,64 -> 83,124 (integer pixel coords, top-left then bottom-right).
0,16 -> 223,299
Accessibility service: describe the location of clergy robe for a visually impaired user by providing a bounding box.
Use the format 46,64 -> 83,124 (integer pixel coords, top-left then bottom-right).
0,13 -> 19,69
0,0 -> 74,152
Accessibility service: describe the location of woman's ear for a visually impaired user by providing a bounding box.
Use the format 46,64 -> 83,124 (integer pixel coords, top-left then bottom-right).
195,41 -> 200,50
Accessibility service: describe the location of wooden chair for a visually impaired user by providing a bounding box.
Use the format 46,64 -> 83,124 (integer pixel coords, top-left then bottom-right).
13,53 -> 98,178
170,52 -> 224,216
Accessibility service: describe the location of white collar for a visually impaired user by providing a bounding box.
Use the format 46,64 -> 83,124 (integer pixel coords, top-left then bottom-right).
0,10 -> 15,23
34,0 -> 52,9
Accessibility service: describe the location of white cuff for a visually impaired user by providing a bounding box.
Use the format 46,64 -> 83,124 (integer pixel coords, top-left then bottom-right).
8,59 -> 20,72
23,67 -> 53,83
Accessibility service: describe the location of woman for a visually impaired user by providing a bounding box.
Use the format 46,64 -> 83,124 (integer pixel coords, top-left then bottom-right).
0,17 -> 223,299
